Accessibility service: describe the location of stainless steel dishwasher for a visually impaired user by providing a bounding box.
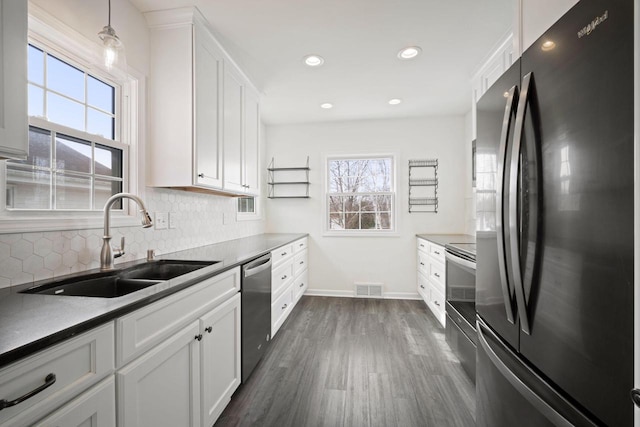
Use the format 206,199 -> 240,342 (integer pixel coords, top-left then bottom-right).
241,253 -> 272,382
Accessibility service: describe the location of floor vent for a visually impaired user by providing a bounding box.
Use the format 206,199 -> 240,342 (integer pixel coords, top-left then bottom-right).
355,282 -> 383,298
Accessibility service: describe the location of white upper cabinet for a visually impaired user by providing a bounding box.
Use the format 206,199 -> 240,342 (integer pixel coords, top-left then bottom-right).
519,0 -> 580,54
0,0 -> 28,160
145,7 -> 260,196
243,88 -> 261,194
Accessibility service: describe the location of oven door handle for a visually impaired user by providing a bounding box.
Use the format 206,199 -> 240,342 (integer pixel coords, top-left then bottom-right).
445,252 -> 476,271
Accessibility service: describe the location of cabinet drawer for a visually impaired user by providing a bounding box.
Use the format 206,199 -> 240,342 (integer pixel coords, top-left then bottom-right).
292,238 -> 308,253
272,261 -> 294,301
417,251 -> 429,277
271,244 -> 293,266
417,271 -> 429,303
116,267 -> 240,367
428,242 -> 445,264
427,283 -> 446,328
294,269 -> 308,302
293,249 -> 308,277
417,238 -> 429,254
33,376 -> 116,427
0,323 -> 114,427
429,259 -> 445,292
272,285 -> 293,337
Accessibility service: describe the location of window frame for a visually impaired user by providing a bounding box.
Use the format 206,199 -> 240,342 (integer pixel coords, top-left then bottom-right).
0,5 -> 144,233
323,153 -> 397,237
236,196 -> 261,221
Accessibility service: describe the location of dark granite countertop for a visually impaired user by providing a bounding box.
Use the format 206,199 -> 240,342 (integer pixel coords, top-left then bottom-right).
415,234 -> 476,247
0,233 -> 307,369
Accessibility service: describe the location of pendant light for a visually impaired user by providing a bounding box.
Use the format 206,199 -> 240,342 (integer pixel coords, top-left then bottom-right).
98,0 -> 124,70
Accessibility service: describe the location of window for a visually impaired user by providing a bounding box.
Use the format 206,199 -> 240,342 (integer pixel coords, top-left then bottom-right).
5,44 -> 126,211
236,196 -> 261,221
326,155 -> 395,233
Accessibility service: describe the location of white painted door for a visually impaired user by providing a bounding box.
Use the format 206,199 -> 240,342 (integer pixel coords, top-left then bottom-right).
0,0 -> 28,160
223,64 -> 245,193
117,321 -> 201,427
194,23 -> 223,189
200,293 -> 241,427
243,88 -> 260,196
33,377 -> 116,427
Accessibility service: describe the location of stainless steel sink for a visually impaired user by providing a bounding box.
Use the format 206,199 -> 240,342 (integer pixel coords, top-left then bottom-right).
20,260 -> 218,298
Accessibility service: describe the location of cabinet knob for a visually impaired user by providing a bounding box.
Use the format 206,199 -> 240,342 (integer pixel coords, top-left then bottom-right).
282,303 -> 288,310
281,275 -> 287,280
195,334 -> 203,341
631,389 -> 640,408
205,326 -> 212,334
198,173 -> 204,178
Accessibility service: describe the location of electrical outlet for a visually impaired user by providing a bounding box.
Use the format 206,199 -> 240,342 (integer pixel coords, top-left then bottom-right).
155,212 -> 168,230
169,212 -> 177,229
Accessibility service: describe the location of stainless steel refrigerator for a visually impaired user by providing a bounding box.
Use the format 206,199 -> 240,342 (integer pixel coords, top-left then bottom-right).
475,0 -> 634,425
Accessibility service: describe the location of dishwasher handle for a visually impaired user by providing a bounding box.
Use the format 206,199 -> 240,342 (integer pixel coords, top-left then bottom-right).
244,255 -> 272,278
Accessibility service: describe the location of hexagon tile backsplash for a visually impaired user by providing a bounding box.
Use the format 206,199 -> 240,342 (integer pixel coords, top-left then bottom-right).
0,188 -> 265,289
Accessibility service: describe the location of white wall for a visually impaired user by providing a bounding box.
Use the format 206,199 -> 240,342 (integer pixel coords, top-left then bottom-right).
265,116 -> 467,297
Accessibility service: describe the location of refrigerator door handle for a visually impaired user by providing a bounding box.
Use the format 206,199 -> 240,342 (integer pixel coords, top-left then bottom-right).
477,318 -> 574,427
508,72 -> 533,334
496,84 -> 519,324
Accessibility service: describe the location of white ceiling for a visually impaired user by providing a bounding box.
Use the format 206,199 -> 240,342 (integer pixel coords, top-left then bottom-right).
130,0 -> 513,125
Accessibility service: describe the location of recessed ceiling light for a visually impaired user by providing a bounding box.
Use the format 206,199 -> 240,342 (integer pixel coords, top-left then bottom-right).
541,40 -> 556,51
397,46 -> 422,60
388,98 -> 402,105
304,54 -> 324,67
320,103 -> 333,109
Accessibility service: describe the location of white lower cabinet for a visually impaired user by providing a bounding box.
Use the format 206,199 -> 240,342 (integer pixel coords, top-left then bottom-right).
117,320 -> 201,427
417,238 -> 446,327
33,377 -> 115,427
200,294 -> 241,427
271,238 -> 308,338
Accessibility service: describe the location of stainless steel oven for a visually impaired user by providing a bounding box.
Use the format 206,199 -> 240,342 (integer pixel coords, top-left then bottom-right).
444,243 -> 476,383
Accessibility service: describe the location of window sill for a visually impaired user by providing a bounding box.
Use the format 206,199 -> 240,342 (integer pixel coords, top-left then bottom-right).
322,230 -> 400,237
0,213 -> 141,234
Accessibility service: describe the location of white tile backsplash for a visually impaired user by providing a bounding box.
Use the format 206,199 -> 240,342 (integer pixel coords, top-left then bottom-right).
0,187 -> 265,289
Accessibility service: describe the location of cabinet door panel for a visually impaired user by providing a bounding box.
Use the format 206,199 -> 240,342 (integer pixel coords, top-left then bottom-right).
0,0 -> 28,159
223,66 -> 244,193
243,88 -> 260,195
33,377 -> 115,427
194,24 -> 223,188
117,321 -> 201,427
200,293 -> 241,427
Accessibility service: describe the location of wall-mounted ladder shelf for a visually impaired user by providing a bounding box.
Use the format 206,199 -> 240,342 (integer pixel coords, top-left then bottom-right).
409,159 -> 438,213
267,157 -> 311,199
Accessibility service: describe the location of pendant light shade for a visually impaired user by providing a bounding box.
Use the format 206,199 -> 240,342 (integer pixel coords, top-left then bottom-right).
98,0 -> 125,70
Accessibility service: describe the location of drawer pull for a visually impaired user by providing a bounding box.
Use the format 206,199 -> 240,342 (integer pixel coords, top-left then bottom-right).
420,262 -> 425,266
419,244 -> 425,248
300,283 -> 305,288
0,373 -> 56,411
281,252 -> 287,256
299,261 -> 304,265
195,334 -> 203,341
281,275 -> 288,280
434,250 -> 441,255
299,243 -> 304,247
420,285 -> 425,289
282,303 -> 288,310
434,301 -> 440,307
205,326 -> 213,333
434,273 -> 440,278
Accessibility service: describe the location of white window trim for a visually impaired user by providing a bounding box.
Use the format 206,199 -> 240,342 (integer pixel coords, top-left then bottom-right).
322,152 -> 399,237
0,4 -> 146,234
236,196 -> 262,221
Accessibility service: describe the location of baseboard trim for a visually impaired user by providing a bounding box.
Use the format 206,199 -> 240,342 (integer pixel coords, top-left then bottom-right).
304,289 -> 421,300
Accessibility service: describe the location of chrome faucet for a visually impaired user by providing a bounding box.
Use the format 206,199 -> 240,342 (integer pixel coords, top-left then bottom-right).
100,193 -> 153,271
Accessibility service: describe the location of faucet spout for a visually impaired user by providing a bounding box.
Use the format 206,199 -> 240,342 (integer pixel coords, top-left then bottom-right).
100,193 -> 153,271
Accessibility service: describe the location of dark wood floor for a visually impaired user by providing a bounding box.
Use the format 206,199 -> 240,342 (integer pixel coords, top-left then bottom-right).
215,296 -> 476,427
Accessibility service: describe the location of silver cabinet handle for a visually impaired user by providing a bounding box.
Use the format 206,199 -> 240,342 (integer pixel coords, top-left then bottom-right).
282,304 -> 288,310
420,262 -> 425,266
434,250 -> 440,255
434,273 -> 440,278
299,282 -> 304,288
420,285 -> 425,289
299,243 -> 304,247
281,252 -> 287,256
281,275 -> 287,280
419,243 -> 425,248
299,261 -> 304,265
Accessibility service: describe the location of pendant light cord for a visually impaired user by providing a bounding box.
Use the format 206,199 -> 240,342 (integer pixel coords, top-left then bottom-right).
108,0 -> 111,27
